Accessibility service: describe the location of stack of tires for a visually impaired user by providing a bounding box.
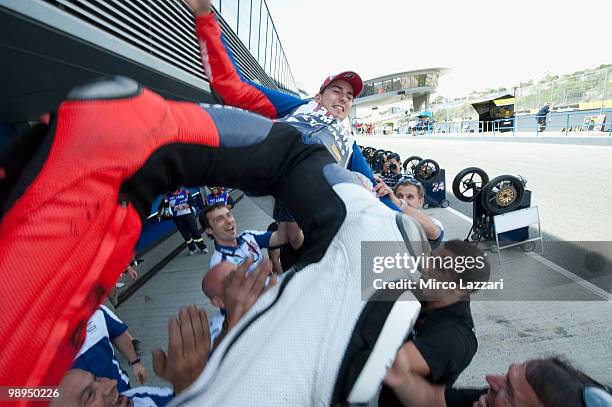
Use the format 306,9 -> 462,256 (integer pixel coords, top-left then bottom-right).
356,146 -> 448,208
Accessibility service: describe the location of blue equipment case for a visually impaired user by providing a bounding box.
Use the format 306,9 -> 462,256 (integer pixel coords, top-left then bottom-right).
422,169 -> 449,208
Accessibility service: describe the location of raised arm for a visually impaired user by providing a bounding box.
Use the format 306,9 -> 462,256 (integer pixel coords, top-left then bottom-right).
186,0 -> 306,118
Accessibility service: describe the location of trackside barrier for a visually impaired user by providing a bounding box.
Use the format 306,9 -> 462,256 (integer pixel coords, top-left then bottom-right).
431,110 -> 612,136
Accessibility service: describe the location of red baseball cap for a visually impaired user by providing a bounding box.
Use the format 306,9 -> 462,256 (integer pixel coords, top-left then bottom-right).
319,71 -> 363,98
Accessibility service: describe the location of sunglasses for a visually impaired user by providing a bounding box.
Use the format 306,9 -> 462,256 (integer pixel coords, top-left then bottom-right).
396,176 -> 423,188
583,386 -> 612,406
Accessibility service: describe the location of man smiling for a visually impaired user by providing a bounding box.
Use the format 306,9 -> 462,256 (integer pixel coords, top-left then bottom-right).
184,0 -> 363,167
54,369 -> 173,407
198,203 -> 288,273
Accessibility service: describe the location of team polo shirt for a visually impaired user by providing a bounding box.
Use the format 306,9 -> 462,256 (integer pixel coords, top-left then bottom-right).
209,230 -> 273,272
166,189 -> 192,217
380,171 -> 402,190
206,191 -> 232,207
209,310 -> 226,348
123,386 -> 174,406
73,305 -> 131,392
208,230 -> 278,348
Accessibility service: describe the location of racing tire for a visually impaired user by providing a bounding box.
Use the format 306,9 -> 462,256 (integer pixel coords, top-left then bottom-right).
521,241 -> 536,252
362,147 -> 375,160
414,159 -> 440,183
481,175 -> 525,215
452,167 -> 489,202
402,156 -> 422,174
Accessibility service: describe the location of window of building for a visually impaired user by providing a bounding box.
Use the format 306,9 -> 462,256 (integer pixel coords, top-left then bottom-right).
249,0 -> 261,56
417,74 -> 427,87
363,82 -> 374,96
221,0 -> 238,32
238,0 -> 251,48
374,81 -> 384,94
392,78 -> 402,91
382,80 -> 393,93
259,14 -> 269,66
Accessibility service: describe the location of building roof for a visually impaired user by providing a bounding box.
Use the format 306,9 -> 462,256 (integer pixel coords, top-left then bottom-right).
363,68 -> 450,84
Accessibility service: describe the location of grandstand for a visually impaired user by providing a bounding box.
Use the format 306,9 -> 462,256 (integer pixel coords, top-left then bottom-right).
352,68 -> 448,134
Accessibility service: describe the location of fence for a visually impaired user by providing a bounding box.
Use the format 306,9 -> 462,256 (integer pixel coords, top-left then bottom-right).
430,109 -> 612,136
433,68 -> 612,121
514,68 -> 610,113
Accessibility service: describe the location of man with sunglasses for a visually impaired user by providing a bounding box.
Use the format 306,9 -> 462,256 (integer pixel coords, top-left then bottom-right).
376,174 -> 445,249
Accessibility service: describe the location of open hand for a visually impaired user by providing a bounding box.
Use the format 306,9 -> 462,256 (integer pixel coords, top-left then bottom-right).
152,305 -> 211,394
222,258 -> 277,330
124,265 -> 138,281
183,0 -> 212,15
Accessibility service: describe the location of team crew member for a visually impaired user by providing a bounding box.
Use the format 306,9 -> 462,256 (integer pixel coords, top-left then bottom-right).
205,186 -> 234,209
199,203 -> 287,348
202,258 -> 278,349
55,369 -> 174,407
73,305 -> 146,393
158,187 -> 208,256
376,174 -> 445,249
378,240 -> 489,406
198,203 -> 288,272
385,353 -> 612,407
55,305 -> 209,407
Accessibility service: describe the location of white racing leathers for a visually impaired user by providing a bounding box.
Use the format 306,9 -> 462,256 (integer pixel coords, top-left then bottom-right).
170,168 -> 430,406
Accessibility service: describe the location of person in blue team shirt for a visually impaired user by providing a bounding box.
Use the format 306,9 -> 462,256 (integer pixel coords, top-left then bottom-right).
205,187 -> 234,209
536,102 -> 551,131
55,369 -> 174,407
202,258 -> 279,350
56,305 -> 213,407
198,203 -> 288,274
379,153 -> 404,190
73,305 -> 146,393
158,187 -> 208,256
198,203 -> 287,347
